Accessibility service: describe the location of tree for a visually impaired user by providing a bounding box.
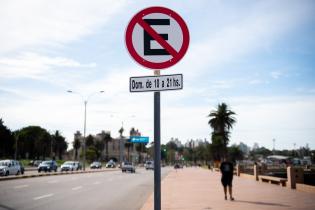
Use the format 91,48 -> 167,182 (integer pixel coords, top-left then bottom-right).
208,103 -> 236,159
51,130 -> 67,160
209,134 -> 225,161
94,140 -> 104,160
85,135 -> 94,147
118,126 -> 124,137
103,132 -> 112,161
250,146 -> 272,160
228,145 -> 244,163
73,138 -> 81,160
86,146 -> 97,161
166,141 -> 178,151
0,119 -> 14,158
15,126 -> 51,159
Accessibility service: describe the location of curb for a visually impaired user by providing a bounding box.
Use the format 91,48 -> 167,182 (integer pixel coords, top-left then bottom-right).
0,169 -> 119,181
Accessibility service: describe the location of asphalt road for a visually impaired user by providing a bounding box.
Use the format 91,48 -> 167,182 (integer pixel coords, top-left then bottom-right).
0,167 -> 171,210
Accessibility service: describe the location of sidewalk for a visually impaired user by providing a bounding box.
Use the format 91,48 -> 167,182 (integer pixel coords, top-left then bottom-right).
140,167 -> 315,210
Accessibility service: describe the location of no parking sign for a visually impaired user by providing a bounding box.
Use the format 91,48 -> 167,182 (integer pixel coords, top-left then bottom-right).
125,7 -> 189,210
125,6 -> 190,69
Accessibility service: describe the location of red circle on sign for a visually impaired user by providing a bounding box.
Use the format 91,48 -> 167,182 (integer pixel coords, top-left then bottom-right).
125,6 -> 190,70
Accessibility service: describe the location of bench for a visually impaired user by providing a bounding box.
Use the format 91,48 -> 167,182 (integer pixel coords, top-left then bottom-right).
259,175 -> 287,187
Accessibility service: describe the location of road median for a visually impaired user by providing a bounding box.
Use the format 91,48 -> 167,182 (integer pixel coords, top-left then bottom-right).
0,168 -> 119,181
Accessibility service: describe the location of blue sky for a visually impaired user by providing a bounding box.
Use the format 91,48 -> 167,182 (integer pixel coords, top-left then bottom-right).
0,0 -> 315,150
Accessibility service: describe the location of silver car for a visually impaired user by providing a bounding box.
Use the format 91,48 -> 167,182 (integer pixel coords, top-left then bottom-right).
145,161 -> 154,170
61,161 -> 77,171
0,160 -> 22,176
121,162 -> 136,173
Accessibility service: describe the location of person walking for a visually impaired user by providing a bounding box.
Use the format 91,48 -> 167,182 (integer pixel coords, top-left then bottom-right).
220,158 -> 235,201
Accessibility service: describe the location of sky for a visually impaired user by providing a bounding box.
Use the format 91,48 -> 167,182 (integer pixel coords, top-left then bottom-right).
1,0 -> 315,150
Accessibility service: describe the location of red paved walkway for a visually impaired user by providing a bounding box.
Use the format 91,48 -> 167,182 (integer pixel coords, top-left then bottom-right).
141,167 -> 315,210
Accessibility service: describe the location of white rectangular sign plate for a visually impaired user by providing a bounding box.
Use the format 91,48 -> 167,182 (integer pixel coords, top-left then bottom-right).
130,74 -> 183,92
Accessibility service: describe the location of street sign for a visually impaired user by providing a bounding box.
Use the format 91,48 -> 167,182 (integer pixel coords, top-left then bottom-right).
130,74 -> 183,92
125,6 -> 190,69
126,7 -> 189,210
130,136 -> 149,143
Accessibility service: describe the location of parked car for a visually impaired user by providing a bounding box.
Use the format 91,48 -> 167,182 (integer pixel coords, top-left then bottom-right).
105,160 -> 116,168
74,161 -> 82,170
38,160 -> 58,172
121,162 -> 136,173
0,160 -> 22,176
61,161 -> 81,171
30,160 -> 42,167
145,161 -> 154,170
90,161 -> 102,169
17,161 -> 24,175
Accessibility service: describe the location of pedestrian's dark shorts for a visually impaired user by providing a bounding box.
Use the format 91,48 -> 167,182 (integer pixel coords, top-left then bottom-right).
221,174 -> 233,187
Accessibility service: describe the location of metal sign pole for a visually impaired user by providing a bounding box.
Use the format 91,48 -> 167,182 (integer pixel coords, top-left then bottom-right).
126,7 -> 189,210
154,70 -> 161,210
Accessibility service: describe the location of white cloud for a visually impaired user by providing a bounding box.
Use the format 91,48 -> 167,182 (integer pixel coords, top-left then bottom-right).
0,52 -> 96,79
0,0 -> 128,54
270,71 -> 283,79
1,0 -> 314,151
172,0 -> 314,79
249,79 -> 264,85
159,95 -> 315,150
211,80 -> 233,89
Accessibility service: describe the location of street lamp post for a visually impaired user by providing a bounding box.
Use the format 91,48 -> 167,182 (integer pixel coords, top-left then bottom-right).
67,90 -> 104,171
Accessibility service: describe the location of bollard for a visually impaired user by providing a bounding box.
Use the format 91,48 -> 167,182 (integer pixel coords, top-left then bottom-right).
236,164 -> 241,176
287,166 -> 304,189
254,165 -> 259,181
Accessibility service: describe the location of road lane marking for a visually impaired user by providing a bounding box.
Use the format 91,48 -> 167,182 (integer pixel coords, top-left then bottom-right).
72,186 -> 82,190
33,194 -> 54,200
14,185 -> 29,189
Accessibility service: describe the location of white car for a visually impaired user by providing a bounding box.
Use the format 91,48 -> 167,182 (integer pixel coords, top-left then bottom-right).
0,160 -> 22,176
90,161 -> 102,169
145,161 -> 154,170
61,161 -> 80,171
121,162 -> 136,173
105,160 -> 116,168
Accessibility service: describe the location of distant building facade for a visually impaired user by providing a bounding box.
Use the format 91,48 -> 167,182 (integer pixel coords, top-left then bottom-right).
73,130 -> 147,163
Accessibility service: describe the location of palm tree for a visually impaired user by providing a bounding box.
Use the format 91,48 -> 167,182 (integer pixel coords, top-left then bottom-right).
208,103 -> 236,158
52,130 -> 67,160
118,126 -> 124,137
73,138 -> 81,160
103,132 -> 112,161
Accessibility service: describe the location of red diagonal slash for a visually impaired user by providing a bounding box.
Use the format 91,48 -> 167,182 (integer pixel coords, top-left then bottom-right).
137,18 -> 179,58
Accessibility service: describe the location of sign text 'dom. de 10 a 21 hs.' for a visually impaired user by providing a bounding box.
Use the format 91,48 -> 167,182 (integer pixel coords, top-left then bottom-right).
130,74 -> 183,92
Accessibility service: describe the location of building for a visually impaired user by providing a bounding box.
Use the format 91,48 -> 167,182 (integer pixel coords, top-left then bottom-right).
73,130 -> 147,163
